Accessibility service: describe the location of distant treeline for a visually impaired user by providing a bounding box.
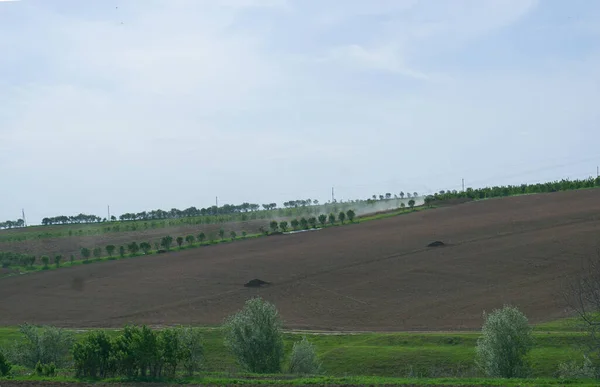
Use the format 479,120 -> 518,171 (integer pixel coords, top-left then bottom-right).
425,177 -> 600,204
0,219 -> 25,230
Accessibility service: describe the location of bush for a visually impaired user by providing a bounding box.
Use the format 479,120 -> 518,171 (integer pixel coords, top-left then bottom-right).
178,327 -> 204,376
223,297 -> 284,373
10,324 -> 75,368
73,330 -> 115,378
475,305 -> 533,378
288,336 -> 321,375
176,236 -> 184,248
35,361 -> 56,376
41,256 -> 50,269
558,355 -> 597,379
119,246 -> 126,258
0,349 -> 12,376
92,247 -> 102,258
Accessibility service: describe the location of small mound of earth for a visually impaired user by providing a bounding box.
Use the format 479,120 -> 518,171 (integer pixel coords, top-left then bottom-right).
244,279 -> 271,288
427,241 -> 445,247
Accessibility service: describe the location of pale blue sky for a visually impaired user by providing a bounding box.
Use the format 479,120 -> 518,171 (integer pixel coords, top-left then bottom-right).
1,0 -> 599,224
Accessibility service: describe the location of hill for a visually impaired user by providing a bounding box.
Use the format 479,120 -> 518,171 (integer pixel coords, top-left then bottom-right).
1,189 -> 599,330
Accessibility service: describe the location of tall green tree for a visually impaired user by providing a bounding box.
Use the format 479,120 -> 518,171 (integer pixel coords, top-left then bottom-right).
318,214 -> 327,227
338,211 -> 346,224
328,213 -> 336,225
346,209 -> 356,223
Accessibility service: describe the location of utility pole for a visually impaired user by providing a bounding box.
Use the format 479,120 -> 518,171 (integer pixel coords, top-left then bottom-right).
332,186 -> 335,202
597,166 -> 599,178
22,209 -> 27,227
216,196 -> 218,214
462,178 -> 465,192
107,205 -> 110,221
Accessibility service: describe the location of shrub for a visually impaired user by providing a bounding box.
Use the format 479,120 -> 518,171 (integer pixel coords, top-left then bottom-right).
92,247 -> 102,258
408,199 -> 416,209
218,228 -> 225,240
69,255 -> 75,265
338,211 -> 346,224
127,242 -> 139,256
54,255 -> 62,268
308,217 -> 317,228
279,221 -> 288,232
328,213 -> 336,225
73,330 -> 115,378
0,349 -> 12,376
558,355 -> 597,379
178,327 -> 204,376
269,221 -> 279,233
161,236 -> 173,250
11,324 -> 75,368
223,297 -> 284,373
300,218 -> 309,230
289,336 -> 321,375
119,246 -> 126,258
291,219 -> 300,230
176,236 -> 184,248
41,256 -> 49,269
230,231 -> 237,241
81,247 -> 91,260
197,232 -> 206,244
475,305 -> 532,378
185,235 -> 195,246
318,214 -> 327,226
35,361 -> 56,376
140,242 -> 152,255
242,231 -> 247,239
105,245 -> 116,257
346,209 -> 356,222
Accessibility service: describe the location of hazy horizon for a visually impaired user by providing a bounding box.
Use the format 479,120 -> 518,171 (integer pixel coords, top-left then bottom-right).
2,0 -> 599,224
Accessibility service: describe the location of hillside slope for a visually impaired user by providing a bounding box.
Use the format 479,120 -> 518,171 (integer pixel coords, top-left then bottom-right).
1,189 -> 599,330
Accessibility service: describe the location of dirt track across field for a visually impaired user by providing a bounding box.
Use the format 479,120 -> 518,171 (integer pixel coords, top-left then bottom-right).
2,190 -> 600,331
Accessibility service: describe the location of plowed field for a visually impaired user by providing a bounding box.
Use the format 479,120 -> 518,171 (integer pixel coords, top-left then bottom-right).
2,189 -> 600,331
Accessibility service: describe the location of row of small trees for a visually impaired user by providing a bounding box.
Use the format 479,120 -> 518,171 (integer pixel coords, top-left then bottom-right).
0,219 -> 25,230
0,297 -> 321,379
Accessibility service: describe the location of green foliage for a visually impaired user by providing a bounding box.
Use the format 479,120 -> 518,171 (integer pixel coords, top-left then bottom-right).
218,228 -> 225,240
291,219 -> 300,230
408,199 -> 416,209
178,327 -> 204,376
127,242 -> 139,256
328,213 -> 336,225
80,247 -> 91,260
269,220 -> 279,233
41,255 -> 49,269
185,235 -> 195,246
230,231 -> 237,241
105,245 -> 116,257
140,242 -> 152,255
197,232 -> 206,244
176,236 -> 184,248
69,254 -> 75,265
558,355 -> 597,379
92,247 -> 102,258
73,330 -> 115,378
54,255 -> 62,268
10,324 -> 75,368
318,214 -> 327,226
289,336 -> 321,375
279,221 -> 288,232
0,349 -> 11,376
223,297 -> 284,374
346,209 -> 356,222
338,211 -> 346,224
300,217 -> 309,229
242,231 -> 247,239
476,305 -> 533,378
308,217 -> 317,228
161,236 -> 173,250
118,246 -> 126,258
35,360 -> 56,376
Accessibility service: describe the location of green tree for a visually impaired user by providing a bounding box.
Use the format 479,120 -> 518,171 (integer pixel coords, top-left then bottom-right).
12,324 -> 75,368
106,245 -> 116,257
93,247 -> 102,258
279,221 -> 288,232
81,247 -> 91,261
300,217 -> 309,229
185,235 -> 195,246
41,256 -> 49,269
475,305 -> 533,378
328,213 -> 336,225
230,231 -> 237,241
72,330 -> 115,378
127,242 -> 139,256
119,246 -> 126,258
308,217 -> 317,228
197,232 -> 206,244
408,199 -> 416,209
223,297 -> 284,373
291,219 -> 300,230
338,211 -> 346,224
140,242 -> 152,255
400,202 -> 406,210
318,214 -> 327,227
346,209 -> 355,223
288,336 -> 321,375
218,228 -> 225,240
242,231 -> 247,239
176,236 -> 184,249
54,255 -> 62,268
269,220 -> 279,233
161,236 -> 173,250
178,327 -> 204,376
0,349 -> 11,376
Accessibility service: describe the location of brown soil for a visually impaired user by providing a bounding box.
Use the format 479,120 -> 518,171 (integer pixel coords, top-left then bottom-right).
1,189 -> 600,331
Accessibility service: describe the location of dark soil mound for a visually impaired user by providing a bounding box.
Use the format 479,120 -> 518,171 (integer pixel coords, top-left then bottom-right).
427,241 -> 445,247
244,279 -> 271,287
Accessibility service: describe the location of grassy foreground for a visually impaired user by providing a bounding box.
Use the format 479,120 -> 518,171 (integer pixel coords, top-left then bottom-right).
0,318 -> 593,385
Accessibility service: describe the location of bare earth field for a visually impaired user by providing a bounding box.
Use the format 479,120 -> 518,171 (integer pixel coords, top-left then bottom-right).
1,189 -> 600,331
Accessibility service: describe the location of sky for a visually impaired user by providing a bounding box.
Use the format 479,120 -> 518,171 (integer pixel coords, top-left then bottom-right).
1,0 -> 599,224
